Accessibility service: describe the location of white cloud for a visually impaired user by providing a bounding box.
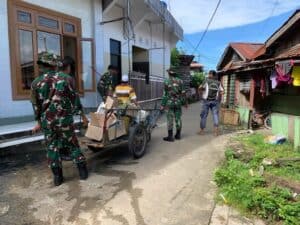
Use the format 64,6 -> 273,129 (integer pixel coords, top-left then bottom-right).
169,0 -> 300,34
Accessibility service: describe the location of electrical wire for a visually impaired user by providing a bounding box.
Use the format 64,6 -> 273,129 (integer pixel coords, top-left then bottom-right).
192,0 -> 222,54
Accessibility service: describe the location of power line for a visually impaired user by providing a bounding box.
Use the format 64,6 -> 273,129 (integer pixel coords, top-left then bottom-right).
257,0 -> 279,40
192,0 -> 222,54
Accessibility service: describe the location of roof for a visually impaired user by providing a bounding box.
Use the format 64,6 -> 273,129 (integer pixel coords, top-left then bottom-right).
266,9 -> 300,47
217,42 -> 264,70
190,61 -> 203,68
276,43 -> 300,59
219,44 -> 300,74
230,43 -> 265,60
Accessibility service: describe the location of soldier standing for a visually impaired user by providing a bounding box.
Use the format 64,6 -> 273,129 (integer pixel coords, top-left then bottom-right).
161,68 -> 187,142
31,52 -> 88,186
97,65 -> 118,102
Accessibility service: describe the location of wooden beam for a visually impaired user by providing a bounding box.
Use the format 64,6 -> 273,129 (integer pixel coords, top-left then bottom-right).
249,77 -> 255,109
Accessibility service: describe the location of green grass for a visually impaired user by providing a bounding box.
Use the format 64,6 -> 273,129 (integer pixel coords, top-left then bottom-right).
215,133 -> 300,225
237,134 -> 300,181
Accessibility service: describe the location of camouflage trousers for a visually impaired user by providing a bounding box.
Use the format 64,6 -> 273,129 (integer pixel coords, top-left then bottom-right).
43,124 -> 86,168
166,107 -> 182,131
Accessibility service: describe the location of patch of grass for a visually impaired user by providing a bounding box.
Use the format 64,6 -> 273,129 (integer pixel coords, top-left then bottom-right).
215,133 -> 300,225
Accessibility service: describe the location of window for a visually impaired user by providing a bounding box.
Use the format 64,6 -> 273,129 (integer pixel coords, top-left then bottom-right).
110,39 -> 122,83
17,10 -> 32,24
81,39 -> 95,91
8,0 -> 95,99
19,30 -> 34,90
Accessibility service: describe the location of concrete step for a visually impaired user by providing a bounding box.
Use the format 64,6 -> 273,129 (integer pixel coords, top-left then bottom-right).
0,116 -> 85,150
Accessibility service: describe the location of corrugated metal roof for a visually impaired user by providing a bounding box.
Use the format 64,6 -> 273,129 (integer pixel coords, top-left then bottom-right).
230,43 -> 265,60
276,43 -> 300,59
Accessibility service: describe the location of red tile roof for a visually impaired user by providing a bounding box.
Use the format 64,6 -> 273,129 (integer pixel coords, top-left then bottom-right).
230,43 -> 265,60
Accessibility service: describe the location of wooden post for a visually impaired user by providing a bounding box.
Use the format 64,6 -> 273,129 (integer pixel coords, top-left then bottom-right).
250,77 -> 255,109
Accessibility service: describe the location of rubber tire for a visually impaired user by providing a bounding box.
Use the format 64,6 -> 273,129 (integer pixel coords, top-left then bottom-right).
264,115 -> 272,130
147,131 -> 151,143
128,124 -> 147,159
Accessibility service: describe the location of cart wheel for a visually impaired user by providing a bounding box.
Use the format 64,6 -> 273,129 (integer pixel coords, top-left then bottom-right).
147,132 -> 151,143
128,124 -> 147,159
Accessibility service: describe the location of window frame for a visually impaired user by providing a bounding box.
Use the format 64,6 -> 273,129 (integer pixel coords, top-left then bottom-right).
8,0 -> 83,100
81,38 -> 96,92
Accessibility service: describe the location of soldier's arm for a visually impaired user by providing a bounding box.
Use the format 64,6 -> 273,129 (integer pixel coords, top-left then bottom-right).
30,82 -> 42,123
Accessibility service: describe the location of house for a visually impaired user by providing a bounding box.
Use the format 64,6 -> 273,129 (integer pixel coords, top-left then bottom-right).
0,0 -> 183,125
217,10 -> 300,149
190,61 -> 204,74
217,42 -> 264,117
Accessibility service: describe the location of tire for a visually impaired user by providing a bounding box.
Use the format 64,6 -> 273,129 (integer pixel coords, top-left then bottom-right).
264,115 -> 272,130
147,131 -> 151,143
128,124 -> 147,159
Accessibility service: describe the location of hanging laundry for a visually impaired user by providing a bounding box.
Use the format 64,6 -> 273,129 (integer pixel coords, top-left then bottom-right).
260,77 -> 266,98
270,71 -> 278,89
275,62 -> 293,88
291,66 -> 300,87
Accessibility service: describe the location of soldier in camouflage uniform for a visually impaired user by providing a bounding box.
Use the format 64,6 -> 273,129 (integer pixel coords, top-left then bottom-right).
97,65 -> 119,102
31,52 -> 88,186
161,68 -> 187,142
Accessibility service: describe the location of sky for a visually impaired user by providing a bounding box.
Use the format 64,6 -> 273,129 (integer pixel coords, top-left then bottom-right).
168,0 -> 300,70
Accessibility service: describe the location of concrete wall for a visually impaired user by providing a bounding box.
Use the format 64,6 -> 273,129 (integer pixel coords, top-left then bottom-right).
0,0 -> 103,122
102,4 -> 175,78
271,113 -> 300,149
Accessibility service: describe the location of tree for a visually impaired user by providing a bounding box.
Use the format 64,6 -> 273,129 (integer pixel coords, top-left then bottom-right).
171,48 -> 180,67
191,72 -> 205,88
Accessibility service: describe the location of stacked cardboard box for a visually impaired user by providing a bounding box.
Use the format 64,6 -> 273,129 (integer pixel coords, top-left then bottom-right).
85,97 -> 127,142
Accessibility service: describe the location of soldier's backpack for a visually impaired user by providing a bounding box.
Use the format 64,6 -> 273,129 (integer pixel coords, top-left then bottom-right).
207,79 -> 220,101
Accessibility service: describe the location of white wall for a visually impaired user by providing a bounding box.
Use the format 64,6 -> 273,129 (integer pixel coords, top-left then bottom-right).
0,0 -> 101,119
103,4 -> 178,79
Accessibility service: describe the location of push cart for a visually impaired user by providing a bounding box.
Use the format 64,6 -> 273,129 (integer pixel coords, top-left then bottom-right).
80,99 -> 161,159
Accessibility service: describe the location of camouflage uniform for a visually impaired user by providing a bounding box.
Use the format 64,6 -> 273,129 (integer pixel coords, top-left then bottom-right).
97,72 -> 118,101
31,53 -> 86,169
161,76 -> 186,131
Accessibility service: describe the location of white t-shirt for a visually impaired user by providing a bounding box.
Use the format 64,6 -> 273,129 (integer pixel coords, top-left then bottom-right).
201,79 -> 224,100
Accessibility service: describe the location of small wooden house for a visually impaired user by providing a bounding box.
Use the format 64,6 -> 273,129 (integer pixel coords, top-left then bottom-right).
217,10 -> 300,149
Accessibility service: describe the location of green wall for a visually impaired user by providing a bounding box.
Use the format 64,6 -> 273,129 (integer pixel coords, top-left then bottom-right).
271,114 -> 289,137
271,113 -> 300,150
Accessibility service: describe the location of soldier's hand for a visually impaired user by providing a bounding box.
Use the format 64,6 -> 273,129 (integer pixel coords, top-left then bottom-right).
160,106 -> 165,111
184,104 -> 189,109
32,123 -> 41,134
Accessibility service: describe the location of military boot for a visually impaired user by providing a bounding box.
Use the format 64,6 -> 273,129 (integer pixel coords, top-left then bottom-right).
175,129 -> 181,140
51,167 -> 63,186
163,130 -> 174,142
77,162 -> 88,180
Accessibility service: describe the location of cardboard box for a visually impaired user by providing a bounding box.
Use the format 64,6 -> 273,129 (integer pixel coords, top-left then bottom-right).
89,112 -> 117,128
85,124 -> 104,141
105,96 -> 117,110
86,112 -> 117,142
108,120 -> 127,141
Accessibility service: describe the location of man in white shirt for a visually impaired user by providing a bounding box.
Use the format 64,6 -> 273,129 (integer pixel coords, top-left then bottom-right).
198,70 -> 224,136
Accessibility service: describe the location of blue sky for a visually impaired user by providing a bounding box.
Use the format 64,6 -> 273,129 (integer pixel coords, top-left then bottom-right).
169,0 -> 300,70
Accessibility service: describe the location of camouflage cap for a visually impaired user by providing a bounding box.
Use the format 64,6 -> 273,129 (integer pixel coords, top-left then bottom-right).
37,52 -> 60,66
